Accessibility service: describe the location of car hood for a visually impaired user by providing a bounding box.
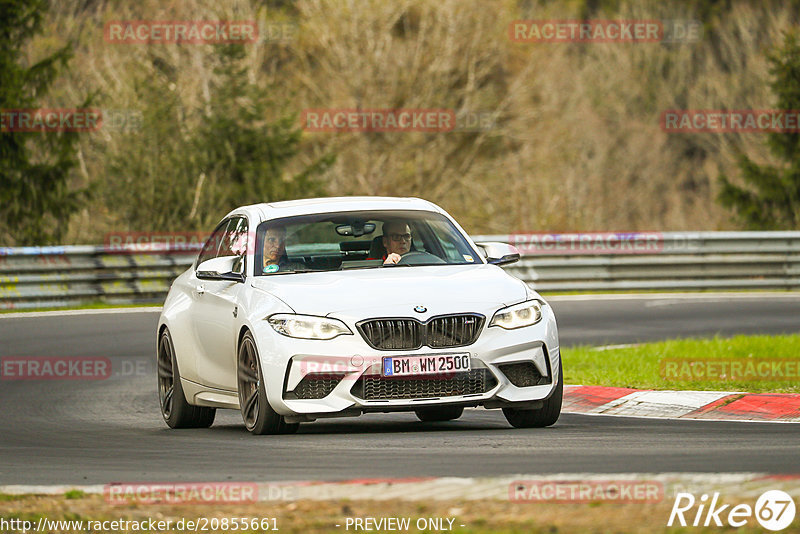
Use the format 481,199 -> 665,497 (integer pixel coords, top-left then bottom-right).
249,264 -> 529,319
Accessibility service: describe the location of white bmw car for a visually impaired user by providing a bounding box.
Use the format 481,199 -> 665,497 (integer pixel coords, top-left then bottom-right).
157,197 -> 561,434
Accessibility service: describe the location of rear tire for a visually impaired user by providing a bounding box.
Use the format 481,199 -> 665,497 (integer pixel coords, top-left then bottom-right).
237,331 -> 299,435
415,406 -> 464,422
502,359 -> 562,428
158,329 -> 216,429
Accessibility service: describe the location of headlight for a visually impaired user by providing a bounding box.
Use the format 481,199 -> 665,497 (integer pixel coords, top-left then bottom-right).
489,300 -> 543,329
267,314 -> 352,340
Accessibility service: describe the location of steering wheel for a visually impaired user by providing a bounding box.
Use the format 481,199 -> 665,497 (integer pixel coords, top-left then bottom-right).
396,251 -> 446,265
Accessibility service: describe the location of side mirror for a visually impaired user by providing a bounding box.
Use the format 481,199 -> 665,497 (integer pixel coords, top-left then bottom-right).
475,242 -> 521,266
196,255 -> 244,282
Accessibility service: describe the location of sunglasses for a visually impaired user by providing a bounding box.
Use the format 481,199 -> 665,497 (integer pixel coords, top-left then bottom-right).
388,233 -> 412,242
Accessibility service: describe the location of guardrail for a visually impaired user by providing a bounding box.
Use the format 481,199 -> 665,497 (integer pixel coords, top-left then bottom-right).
1,231 -> 798,309
0,245 -> 196,309
481,231 -> 800,292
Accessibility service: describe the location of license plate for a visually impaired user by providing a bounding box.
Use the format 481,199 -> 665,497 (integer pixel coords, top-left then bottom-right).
382,353 -> 471,377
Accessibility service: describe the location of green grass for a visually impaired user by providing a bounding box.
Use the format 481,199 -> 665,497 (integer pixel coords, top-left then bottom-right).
562,334 -> 800,394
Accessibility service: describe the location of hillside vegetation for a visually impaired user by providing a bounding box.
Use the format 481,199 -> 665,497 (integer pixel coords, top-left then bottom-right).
14,0 -> 800,243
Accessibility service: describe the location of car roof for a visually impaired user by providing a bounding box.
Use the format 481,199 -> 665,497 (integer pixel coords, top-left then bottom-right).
225,196 -> 445,222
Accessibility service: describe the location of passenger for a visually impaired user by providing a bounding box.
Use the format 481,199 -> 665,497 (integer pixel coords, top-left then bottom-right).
262,226 -> 304,273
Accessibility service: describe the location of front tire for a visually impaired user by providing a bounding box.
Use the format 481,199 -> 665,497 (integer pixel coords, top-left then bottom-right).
502,359 -> 562,428
158,329 -> 215,429
237,331 -> 299,435
415,406 -> 464,422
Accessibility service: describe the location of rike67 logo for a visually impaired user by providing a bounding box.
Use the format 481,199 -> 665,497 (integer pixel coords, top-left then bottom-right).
668,490 -> 796,531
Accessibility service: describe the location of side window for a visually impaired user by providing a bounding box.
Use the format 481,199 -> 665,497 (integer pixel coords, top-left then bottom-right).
218,217 -> 248,258
196,220 -> 230,267
218,217 -> 248,274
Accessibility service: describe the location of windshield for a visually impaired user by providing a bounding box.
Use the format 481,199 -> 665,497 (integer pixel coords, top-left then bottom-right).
255,210 -> 480,275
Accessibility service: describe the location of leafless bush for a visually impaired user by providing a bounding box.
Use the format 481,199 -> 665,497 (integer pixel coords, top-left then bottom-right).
26,0 -> 800,242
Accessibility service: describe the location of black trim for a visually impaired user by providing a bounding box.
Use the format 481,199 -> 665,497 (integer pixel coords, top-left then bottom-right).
196,270 -> 245,283
356,313 -> 485,351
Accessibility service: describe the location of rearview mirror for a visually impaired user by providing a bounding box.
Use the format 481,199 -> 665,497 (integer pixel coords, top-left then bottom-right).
475,242 -> 521,266
335,222 -> 376,237
196,255 -> 244,282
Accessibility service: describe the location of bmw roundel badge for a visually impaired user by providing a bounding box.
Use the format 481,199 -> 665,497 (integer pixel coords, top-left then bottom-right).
414,305 -> 427,313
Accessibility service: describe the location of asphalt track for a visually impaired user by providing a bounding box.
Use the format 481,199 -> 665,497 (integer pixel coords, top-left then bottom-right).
1,293 -> 799,484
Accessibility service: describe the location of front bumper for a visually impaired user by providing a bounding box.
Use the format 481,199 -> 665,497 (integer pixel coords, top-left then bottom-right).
251,305 -> 560,420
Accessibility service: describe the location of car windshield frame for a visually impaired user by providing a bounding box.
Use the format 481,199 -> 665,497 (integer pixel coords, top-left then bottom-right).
254,209 -> 482,276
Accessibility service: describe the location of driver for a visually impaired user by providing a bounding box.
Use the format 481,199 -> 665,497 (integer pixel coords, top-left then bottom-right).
382,220 -> 413,265
262,226 -> 304,273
